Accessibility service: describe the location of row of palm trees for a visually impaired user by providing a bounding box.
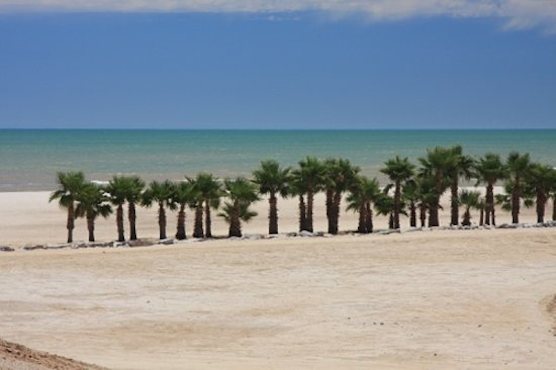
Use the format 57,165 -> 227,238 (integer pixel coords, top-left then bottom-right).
50,146 -> 556,243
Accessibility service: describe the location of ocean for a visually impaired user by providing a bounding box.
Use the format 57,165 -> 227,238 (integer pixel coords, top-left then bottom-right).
1,129 -> 555,192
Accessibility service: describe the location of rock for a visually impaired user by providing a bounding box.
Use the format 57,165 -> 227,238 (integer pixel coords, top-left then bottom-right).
244,234 -> 263,240
128,239 -> 158,247
299,230 -> 314,237
314,231 -> 326,237
159,239 -> 174,245
286,232 -> 298,237
23,244 -> 46,251
0,246 -> 14,252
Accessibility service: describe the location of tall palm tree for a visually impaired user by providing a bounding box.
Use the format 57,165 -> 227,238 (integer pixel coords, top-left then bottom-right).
142,180 -> 177,240
526,164 -> 556,223
105,176 -> 130,242
459,189 -> 480,226
289,176 -> 308,232
403,180 -> 419,228
346,175 -> 381,233
506,152 -> 531,224
324,158 -> 360,234
252,160 -> 291,235
189,173 -> 222,238
75,183 -> 112,242
171,181 -> 196,240
381,156 -> 415,229
292,157 -> 326,233
218,177 -> 259,237
49,171 -> 87,243
124,176 -> 145,241
418,147 -> 458,227
448,146 -> 475,226
474,153 -> 506,226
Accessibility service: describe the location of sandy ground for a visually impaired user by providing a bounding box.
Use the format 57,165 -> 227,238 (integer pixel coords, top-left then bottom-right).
1,191 -> 556,369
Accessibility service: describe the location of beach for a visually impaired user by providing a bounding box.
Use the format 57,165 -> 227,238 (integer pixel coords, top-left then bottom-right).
1,190 -> 556,369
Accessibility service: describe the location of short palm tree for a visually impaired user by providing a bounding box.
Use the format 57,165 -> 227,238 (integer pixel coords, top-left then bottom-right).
75,183 -> 112,242
506,152 -> 531,224
124,176 -> 145,241
105,176 -> 130,242
189,173 -> 222,238
459,189 -> 480,226
526,164 -> 556,223
374,192 -> 399,230
474,153 -> 506,226
403,180 -> 419,228
171,181 -> 196,240
142,180 -> 177,240
381,156 -> 415,229
292,157 -> 326,232
418,147 -> 458,227
252,160 -> 291,235
448,146 -> 474,226
218,177 -> 259,237
324,158 -> 360,234
49,171 -> 87,243
346,175 -> 381,233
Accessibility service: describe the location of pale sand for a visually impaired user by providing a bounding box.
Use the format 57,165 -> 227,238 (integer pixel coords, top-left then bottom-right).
1,191 -> 556,369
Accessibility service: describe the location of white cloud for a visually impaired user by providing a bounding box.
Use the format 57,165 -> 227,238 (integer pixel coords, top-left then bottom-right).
1,0 -> 555,32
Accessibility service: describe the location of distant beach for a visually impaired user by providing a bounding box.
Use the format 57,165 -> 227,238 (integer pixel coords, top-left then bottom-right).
1,129 -> 555,191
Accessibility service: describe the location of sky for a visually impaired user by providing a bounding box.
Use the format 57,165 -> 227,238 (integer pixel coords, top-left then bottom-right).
0,1 -> 555,129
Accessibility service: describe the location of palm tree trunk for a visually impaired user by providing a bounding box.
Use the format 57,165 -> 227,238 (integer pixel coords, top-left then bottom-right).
331,192 -> 342,234
116,204 -> 125,242
462,207 -> 471,226
389,212 -> 394,230
326,189 -> 333,234
450,176 -> 459,226
128,202 -> 138,240
419,204 -> 426,227
365,202 -> 373,233
485,183 -> 494,225
357,202 -> 367,233
409,201 -> 417,228
552,196 -> 556,221
268,193 -> 278,235
511,180 -> 520,224
193,203 -> 204,238
158,203 -> 167,240
306,190 -> 314,233
66,202 -> 75,243
393,182 -> 401,229
204,201 -> 212,238
479,208 -> 484,226
175,204 -> 186,240
298,195 -> 307,232
428,197 -> 440,227
537,192 -> 546,224
87,214 -> 95,242
229,204 -> 242,237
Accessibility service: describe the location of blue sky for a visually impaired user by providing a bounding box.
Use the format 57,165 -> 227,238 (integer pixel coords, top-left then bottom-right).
0,1 -> 555,129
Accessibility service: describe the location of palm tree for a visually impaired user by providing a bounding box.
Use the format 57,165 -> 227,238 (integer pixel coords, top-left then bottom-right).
346,175 -> 381,233
474,153 -> 506,226
124,176 -> 145,241
252,160 -> 291,235
448,146 -> 475,226
189,173 -> 222,238
418,147 -> 458,227
459,190 -> 480,226
49,171 -> 87,243
477,196 -> 486,226
324,158 -> 360,234
142,180 -> 176,240
105,176 -> 129,242
381,156 -> 415,229
403,180 -> 419,228
292,157 -> 326,232
289,177 -> 308,232
506,152 -> 531,224
374,192 -> 398,230
75,183 -> 112,242
526,164 -> 556,223
218,177 -> 259,237
171,181 -> 196,240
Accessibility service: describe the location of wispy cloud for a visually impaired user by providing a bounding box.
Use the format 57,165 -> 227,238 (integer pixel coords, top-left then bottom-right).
1,1 -> 555,32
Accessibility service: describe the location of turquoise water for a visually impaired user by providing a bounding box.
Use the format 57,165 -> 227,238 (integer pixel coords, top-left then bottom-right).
1,129 -> 555,191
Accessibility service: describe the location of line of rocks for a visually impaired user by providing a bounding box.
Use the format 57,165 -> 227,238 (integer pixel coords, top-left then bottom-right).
1,221 -> 555,253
